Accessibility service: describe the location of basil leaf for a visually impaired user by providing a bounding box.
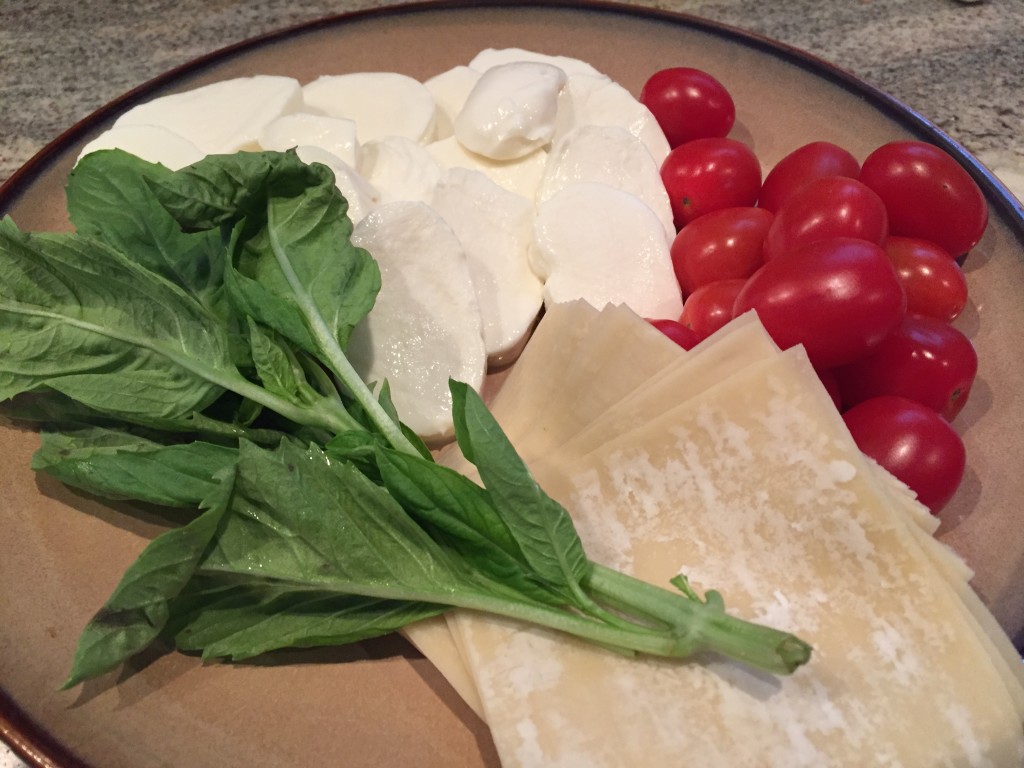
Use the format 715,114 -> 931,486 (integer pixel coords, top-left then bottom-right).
246,318 -> 320,407
450,380 -> 591,596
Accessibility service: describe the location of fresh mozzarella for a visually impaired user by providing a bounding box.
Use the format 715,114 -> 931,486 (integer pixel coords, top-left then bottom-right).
294,146 -> 378,225
258,113 -> 359,168
424,65 -> 481,141
432,168 -> 543,364
531,182 -> 682,319
358,136 -> 443,204
426,136 -> 548,200
554,73 -> 671,166
468,47 -> 603,77
113,75 -> 304,155
454,62 -> 567,161
77,124 -> 204,170
301,72 -> 437,144
538,124 -> 674,242
349,201 -> 486,442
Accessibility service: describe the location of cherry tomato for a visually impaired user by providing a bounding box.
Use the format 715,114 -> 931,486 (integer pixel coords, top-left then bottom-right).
859,141 -> 988,257
842,395 -> 965,513
639,67 -> 736,147
883,237 -> 968,322
670,207 -> 772,295
661,138 -> 762,229
816,367 -> 843,410
732,237 -> 906,369
680,279 -> 747,339
647,318 -> 702,350
834,314 -> 977,420
762,176 -> 888,261
758,141 -> 861,214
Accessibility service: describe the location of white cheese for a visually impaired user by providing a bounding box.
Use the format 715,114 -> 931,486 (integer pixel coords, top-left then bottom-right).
301,72 -> 437,144
113,75 -> 304,155
468,47 -> 603,77
77,124 -> 204,170
293,145 -> 378,225
358,136 -> 443,205
553,73 -> 671,167
258,112 -> 359,168
426,136 -> 548,200
538,124 -> 674,242
531,182 -> 682,319
424,65 -> 481,141
454,62 -> 567,161
348,201 -> 485,443
431,168 -> 543,364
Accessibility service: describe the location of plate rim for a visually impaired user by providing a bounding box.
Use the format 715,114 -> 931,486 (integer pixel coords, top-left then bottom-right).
2,2 -> 1022,766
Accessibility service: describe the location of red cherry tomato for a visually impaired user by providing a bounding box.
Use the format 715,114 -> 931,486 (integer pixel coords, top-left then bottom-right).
670,207 -> 772,296
859,141 -> 988,257
842,395 -> 965,513
639,67 -> 736,147
816,367 -> 843,410
762,176 -> 888,261
680,279 -> 747,339
758,141 -> 861,214
661,138 -> 762,229
883,237 -> 968,322
732,237 -> 906,369
834,314 -> 977,420
647,318 -> 702,350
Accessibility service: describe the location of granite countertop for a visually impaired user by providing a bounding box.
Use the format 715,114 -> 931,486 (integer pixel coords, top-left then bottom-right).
0,1 -> 1022,766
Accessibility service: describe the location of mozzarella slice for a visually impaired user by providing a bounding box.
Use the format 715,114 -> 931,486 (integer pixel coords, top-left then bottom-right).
113,75 -> 304,155
468,47 -> 603,77
539,124 -> 674,242
432,168 -> 543,364
77,124 -> 204,170
454,62 -> 567,161
348,201 -> 485,442
301,72 -> 437,144
258,112 -> 359,168
531,182 -> 682,319
554,73 -> 671,166
358,136 -> 443,205
426,136 -> 548,200
424,65 -> 481,141
294,146 -> 378,225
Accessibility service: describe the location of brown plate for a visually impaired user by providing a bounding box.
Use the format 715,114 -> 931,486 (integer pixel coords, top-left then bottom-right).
2,3 -> 1022,767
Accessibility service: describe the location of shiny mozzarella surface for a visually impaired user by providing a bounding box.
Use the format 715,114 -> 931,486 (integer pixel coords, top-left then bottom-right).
259,113 -> 360,168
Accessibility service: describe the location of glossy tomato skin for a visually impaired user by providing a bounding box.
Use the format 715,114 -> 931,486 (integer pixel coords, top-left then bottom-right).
680,278 -> 747,339
733,237 -> 906,369
670,207 -> 772,295
859,141 -> 988,257
883,236 -> 968,322
758,141 -> 861,214
640,67 -> 736,147
647,318 -> 702,350
661,138 -> 762,229
834,314 -> 977,420
762,176 -> 888,261
842,395 -> 965,513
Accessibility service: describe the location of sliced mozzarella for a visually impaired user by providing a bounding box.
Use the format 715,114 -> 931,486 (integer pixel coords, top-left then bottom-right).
454,62 -> 567,161
301,72 -> 437,144
426,136 -> 548,200
77,124 -> 204,170
348,201 -> 485,442
554,73 -> 671,166
294,146 -> 378,225
358,136 -> 443,204
424,65 -> 481,141
468,47 -> 603,77
258,112 -> 359,168
432,168 -> 543,364
531,182 -> 682,319
113,75 -> 304,155
538,124 -> 674,242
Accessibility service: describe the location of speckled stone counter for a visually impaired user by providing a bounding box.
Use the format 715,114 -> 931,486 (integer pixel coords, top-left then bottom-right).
0,1 -> 1022,766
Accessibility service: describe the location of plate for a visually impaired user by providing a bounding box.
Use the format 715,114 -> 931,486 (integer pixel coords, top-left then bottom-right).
2,3 -> 1023,767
